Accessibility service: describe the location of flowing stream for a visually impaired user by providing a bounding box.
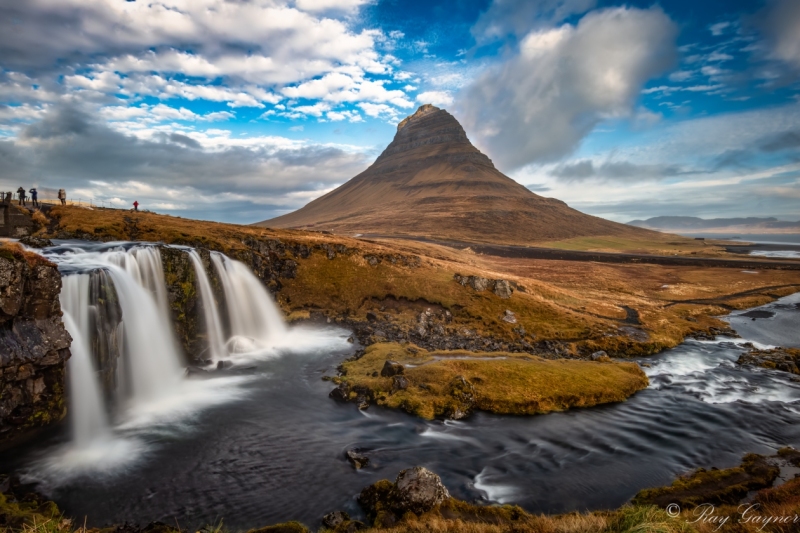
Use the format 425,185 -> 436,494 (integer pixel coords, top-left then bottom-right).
2,241 -> 799,530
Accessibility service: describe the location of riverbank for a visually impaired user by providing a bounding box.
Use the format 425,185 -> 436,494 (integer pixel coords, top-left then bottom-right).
4,449 -> 800,533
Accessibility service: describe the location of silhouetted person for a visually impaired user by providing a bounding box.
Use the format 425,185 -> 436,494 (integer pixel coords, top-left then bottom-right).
58,189 -> 66,206
133,200 -> 139,212
29,188 -> 38,208
17,187 -> 26,206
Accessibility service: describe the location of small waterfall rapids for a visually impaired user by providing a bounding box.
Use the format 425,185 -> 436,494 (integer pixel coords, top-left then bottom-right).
35,242 -> 296,477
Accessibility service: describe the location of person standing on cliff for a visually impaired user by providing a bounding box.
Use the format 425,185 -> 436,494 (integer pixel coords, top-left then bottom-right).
17,187 -> 26,206
58,189 -> 66,205
133,200 -> 139,212
29,188 -> 38,208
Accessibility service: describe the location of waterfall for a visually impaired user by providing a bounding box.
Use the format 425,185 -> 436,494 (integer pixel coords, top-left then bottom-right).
188,251 -> 226,362
211,253 -> 287,353
60,275 -> 111,446
55,246 -> 185,408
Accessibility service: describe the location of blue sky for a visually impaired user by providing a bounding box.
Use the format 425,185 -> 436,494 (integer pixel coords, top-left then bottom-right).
0,0 -> 798,224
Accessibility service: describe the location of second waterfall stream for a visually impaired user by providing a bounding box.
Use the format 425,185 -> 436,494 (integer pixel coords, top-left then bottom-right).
33,241 -> 328,480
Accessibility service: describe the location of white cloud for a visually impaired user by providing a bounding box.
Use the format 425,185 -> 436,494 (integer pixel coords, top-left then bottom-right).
709,21 -> 731,36
294,0 -> 373,12
458,6 -> 678,170
416,91 -> 453,107
326,110 -> 363,122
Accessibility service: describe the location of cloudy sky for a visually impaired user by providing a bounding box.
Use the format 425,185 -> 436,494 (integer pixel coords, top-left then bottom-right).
0,0 -> 798,224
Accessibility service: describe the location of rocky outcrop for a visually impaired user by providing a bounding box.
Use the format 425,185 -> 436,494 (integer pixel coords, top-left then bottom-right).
737,345 -> 800,375
358,467 -> 450,526
0,244 -> 71,448
453,274 -> 516,299
83,270 -> 123,398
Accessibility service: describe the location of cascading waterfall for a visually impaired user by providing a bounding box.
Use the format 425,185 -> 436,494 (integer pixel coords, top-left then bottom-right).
211,253 -> 288,353
188,250 -> 226,362
60,275 -> 111,446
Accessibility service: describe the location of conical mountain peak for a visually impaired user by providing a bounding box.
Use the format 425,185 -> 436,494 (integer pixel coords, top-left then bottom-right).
260,106 -> 652,245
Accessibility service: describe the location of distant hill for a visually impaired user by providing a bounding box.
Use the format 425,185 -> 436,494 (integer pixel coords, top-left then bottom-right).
629,216 -> 800,233
259,104 -> 658,245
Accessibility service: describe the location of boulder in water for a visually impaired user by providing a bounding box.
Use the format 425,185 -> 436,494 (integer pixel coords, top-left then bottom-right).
346,449 -> 369,469
322,511 -> 350,529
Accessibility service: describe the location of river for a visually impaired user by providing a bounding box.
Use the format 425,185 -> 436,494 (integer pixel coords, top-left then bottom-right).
1,244 -> 799,530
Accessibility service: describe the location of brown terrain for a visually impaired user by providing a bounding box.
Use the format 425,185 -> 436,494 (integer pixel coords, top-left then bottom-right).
261,104 -> 662,245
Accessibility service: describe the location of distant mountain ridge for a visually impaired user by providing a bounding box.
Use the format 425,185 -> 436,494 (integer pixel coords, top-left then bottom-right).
629,216 -> 800,233
259,104 -> 657,245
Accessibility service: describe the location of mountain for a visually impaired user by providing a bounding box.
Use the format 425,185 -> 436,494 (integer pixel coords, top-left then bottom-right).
259,104 -> 657,245
629,216 -> 800,233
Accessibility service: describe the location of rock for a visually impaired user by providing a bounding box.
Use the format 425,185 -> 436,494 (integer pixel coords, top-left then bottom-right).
446,375 -> 477,419
380,360 -> 405,377
18,236 -> 53,249
393,466 -> 450,515
590,350 -> 608,361
322,511 -> 350,529
346,449 -> 369,469
366,311 -> 378,322
501,309 -> 517,324
358,467 -> 450,524
216,360 -> 233,370
329,382 -> 350,402
493,280 -> 513,299
391,375 -> 409,393
1,246 -> 72,446
468,276 -> 490,291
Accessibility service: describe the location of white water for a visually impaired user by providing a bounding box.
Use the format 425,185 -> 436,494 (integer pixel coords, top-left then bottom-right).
60,275 -> 111,446
28,242 -> 323,481
211,253 -> 288,356
188,251 -> 226,362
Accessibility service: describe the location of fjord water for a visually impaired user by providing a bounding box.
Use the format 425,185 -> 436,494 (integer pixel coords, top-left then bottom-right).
3,243 -> 800,529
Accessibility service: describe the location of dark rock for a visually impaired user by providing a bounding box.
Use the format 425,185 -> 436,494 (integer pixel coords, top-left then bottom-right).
394,466 -> 450,514
380,360 -> 405,377
322,511 -> 349,529
346,449 -> 369,469
391,375 -> 409,393
18,236 -> 53,248
366,311 -> 378,321
329,383 -> 350,402
358,467 -> 450,522
0,250 -> 72,447
446,375 -> 476,419
322,511 -> 350,529
216,360 -> 232,370
493,279 -> 513,299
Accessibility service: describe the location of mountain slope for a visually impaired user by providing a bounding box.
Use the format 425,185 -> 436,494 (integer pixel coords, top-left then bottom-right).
259,104 -> 658,245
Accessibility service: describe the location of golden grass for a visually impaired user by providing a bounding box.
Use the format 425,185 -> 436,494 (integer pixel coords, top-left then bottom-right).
0,241 -> 56,268
42,205 -> 800,360
339,343 -> 649,419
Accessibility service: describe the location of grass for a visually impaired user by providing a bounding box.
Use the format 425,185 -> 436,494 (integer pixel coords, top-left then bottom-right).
0,241 -> 56,268
539,235 -> 740,259
337,343 -> 649,419
38,205 -> 800,361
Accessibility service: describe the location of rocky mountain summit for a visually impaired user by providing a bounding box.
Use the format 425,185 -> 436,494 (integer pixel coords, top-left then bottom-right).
262,104 -> 654,244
